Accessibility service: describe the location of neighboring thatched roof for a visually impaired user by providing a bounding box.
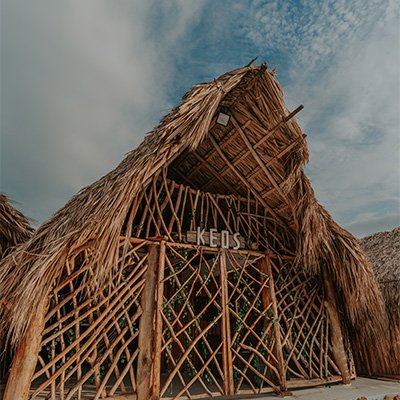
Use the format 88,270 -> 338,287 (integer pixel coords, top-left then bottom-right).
361,227 -> 400,325
0,193 -> 33,258
353,227 -> 400,377
0,65 -> 386,348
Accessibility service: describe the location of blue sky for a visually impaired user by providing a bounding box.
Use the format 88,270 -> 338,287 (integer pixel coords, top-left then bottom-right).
1,0 -> 399,237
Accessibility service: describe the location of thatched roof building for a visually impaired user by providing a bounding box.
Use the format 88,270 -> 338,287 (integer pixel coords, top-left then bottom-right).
354,228 -> 400,378
0,193 -> 32,385
361,227 -> 400,324
0,193 -> 32,258
0,65 -> 390,400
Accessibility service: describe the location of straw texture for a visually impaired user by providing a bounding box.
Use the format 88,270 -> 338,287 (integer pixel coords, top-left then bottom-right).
0,65 -> 386,354
0,193 -> 32,258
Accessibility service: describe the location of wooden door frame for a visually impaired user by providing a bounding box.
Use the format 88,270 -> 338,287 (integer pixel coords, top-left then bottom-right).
150,245 -> 285,399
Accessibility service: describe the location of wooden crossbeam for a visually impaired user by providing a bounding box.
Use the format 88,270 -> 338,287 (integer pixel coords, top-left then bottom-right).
203,105 -> 304,191
185,120 -> 245,179
231,116 -> 299,233
184,121 -> 251,180
245,136 -> 303,184
231,116 -> 292,205
208,133 -> 286,226
191,151 -> 239,195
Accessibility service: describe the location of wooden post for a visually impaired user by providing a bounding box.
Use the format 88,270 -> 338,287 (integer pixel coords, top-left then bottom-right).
220,250 -> 234,395
4,297 -> 48,400
264,257 -> 288,393
152,241 -> 165,400
322,268 -> 351,384
137,244 -> 159,400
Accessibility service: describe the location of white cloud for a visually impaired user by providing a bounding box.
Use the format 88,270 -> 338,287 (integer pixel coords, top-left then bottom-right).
245,0 -> 397,69
241,0 -> 400,235
1,0 -> 206,223
295,17 -> 399,232
1,0 -> 398,238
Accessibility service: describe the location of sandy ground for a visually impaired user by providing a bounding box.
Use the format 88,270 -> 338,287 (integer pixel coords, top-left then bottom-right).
1,377 -> 399,399
243,377 -> 400,400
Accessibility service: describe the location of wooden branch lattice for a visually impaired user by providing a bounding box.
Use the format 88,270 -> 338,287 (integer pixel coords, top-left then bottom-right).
271,259 -> 341,381
160,244 -> 225,398
126,173 -> 285,254
225,251 -> 281,395
159,244 -> 288,399
25,174 -> 348,399
29,241 -> 149,399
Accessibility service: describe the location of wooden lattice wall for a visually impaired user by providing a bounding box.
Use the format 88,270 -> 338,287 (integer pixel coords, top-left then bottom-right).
6,174 -> 353,399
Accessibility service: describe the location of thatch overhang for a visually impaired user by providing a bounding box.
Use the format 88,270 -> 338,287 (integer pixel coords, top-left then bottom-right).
0,65 -> 386,351
361,227 -> 400,326
355,228 -> 400,377
0,193 -> 32,378
0,193 -> 33,259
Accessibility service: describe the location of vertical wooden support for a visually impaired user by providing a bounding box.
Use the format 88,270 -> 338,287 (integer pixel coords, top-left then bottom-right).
264,256 -> 288,393
322,267 -> 351,384
220,250 -> 234,396
152,241 -> 165,400
4,297 -> 48,400
137,245 -> 159,400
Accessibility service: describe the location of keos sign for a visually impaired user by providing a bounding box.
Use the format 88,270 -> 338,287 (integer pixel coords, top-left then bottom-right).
186,227 -> 243,250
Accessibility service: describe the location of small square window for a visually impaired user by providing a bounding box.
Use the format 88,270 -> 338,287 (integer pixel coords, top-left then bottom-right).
217,112 -> 230,126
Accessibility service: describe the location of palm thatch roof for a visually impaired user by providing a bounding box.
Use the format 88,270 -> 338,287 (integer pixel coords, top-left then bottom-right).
361,227 -> 400,326
355,227 -> 400,377
0,65 -> 386,349
0,193 -> 33,258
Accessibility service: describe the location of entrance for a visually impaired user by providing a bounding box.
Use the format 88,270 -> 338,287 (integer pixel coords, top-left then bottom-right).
157,243 -> 282,398
23,236 -> 345,400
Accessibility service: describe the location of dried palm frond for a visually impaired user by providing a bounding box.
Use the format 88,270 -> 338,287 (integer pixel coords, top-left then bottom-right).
0,193 -> 33,258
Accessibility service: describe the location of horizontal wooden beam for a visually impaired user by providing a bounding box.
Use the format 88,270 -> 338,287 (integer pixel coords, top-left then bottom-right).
124,236 -> 297,260
190,151 -> 239,195
208,133 -> 286,226
245,136 -> 303,184
184,121 -> 251,180
232,115 -> 289,201
203,105 -> 304,191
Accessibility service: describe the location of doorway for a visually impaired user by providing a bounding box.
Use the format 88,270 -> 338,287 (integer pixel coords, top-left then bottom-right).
158,243 -> 282,398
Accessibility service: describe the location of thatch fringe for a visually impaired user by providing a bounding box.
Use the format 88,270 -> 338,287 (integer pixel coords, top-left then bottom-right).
355,228 -> 400,377
361,227 -> 400,326
0,193 -> 33,258
293,175 -> 386,338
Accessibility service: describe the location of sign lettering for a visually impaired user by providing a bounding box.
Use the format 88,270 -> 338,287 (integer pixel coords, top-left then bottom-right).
189,227 -> 242,250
